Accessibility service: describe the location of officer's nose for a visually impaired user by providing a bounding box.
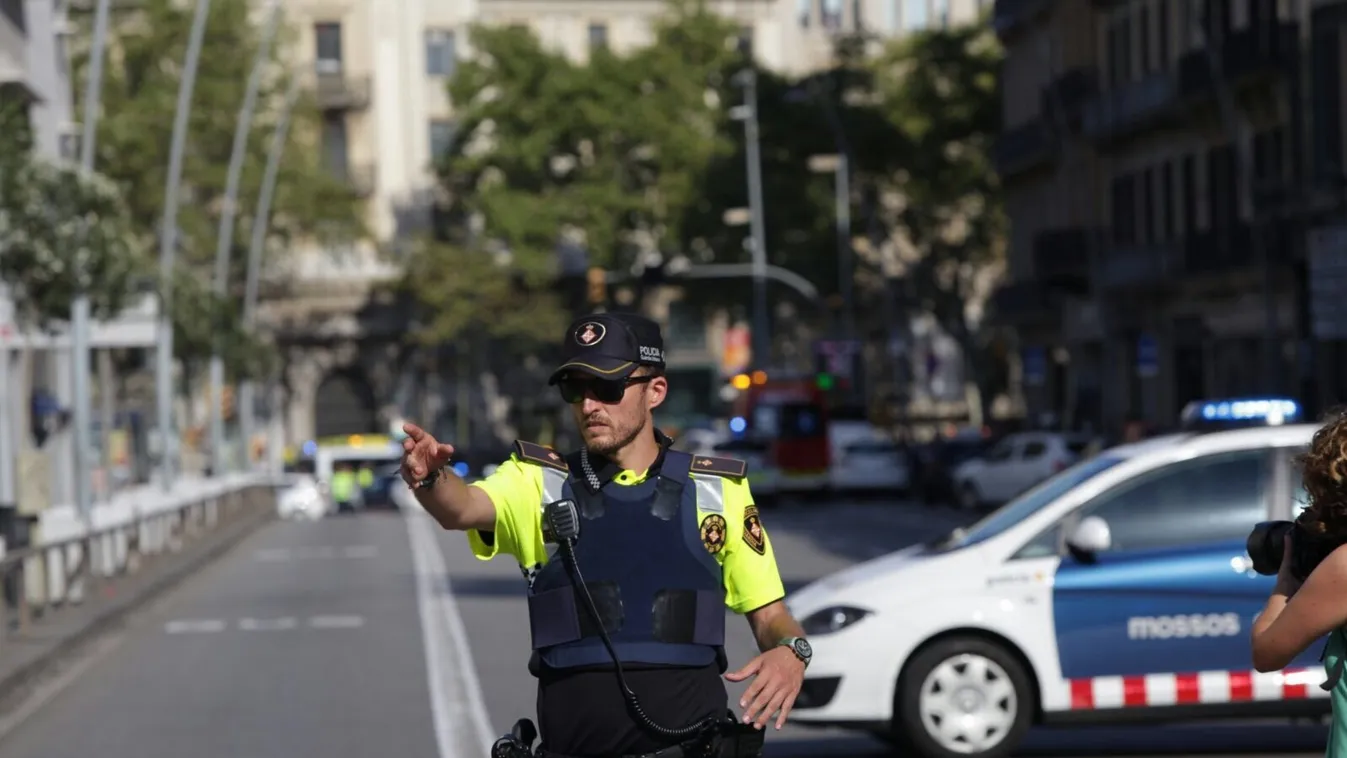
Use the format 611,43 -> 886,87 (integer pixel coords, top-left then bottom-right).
580,395 -> 605,415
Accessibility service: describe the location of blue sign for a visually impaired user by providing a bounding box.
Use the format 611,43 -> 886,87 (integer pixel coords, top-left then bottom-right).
1136,334 -> 1158,378
1022,347 -> 1046,386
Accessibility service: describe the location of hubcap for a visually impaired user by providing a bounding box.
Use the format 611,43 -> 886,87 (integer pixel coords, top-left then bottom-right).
918,653 -> 1017,755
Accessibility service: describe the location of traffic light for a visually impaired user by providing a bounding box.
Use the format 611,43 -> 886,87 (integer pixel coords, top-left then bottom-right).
587,267 -> 607,305
815,372 -> 835,391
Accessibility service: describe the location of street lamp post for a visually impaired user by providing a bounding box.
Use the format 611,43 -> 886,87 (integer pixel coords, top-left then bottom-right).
68,0 -> 115,518
730,68 -> 771,369
155,0 -> 213,490
209,0 -> 282,478
240,72 -> 303,462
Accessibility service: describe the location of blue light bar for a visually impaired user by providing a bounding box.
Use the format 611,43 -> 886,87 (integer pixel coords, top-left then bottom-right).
452,461 -> 471,478
1183,398 -> 1301,426
729,416 -> 747,434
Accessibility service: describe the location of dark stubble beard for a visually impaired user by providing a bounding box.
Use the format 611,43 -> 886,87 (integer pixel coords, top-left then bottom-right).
588,413 -> 648,457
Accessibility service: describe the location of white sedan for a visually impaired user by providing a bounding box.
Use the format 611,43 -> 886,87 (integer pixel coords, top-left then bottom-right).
829,437 -> 910,493
952,431 -> 1095,509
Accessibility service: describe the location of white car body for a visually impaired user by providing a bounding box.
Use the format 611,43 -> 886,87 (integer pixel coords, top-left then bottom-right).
787,421 -> 1328,758
952,431 -> 1094,506
830,436 -> 910,492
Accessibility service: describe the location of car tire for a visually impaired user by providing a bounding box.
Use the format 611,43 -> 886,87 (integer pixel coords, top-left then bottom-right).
957,482 -> 981,510
890,636 -> 1035,758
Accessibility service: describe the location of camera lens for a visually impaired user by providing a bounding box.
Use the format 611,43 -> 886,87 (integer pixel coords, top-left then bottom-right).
1247,520 -> 1295,576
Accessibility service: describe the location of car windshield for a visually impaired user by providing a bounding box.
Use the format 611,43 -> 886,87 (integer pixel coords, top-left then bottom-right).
933,454 -> 1126,550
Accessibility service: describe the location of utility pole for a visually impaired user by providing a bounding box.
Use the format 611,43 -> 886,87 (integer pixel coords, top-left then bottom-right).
209,0 -> 281,478
155,0 -> 213,490
69,0 -> 114,517
240,73 -> 303,461
731,67 -> 771,369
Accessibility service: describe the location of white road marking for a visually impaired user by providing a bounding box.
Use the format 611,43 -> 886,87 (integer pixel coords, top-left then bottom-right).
238,617 -> 298,631
253,545 -> 378,562
253,548 -> 292,562
308,614 -> 366,629
163,619 -> 227,634
294,546 -> 337,560
403,491 -> 495,758
343,545 -> 379,559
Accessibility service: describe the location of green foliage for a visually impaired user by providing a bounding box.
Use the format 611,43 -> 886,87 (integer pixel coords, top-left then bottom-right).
170,268 -> 277,380
406,0 -> 745,344
69,0 -> 364,366
869,24 -> 1005,340
0,120 -> 150,329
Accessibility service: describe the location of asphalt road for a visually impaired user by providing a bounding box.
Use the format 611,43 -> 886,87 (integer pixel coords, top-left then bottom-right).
0,493 -> 1332,758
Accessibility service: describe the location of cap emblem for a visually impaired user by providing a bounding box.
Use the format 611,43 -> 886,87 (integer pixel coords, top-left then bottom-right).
575,322 -> 606,347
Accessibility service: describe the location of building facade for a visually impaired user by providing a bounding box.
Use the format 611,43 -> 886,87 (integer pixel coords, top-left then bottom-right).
991,0 -> 1347,435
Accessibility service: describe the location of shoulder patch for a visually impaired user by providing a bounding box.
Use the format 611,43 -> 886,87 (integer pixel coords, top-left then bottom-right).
742,505 -> 766,555
689,454 -> 747,479
512,440 -> 569,472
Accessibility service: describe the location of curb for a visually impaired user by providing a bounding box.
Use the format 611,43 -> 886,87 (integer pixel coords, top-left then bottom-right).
0,509 -> 275,715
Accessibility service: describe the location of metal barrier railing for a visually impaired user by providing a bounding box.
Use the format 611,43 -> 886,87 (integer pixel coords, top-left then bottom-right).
0,482 -> 274,645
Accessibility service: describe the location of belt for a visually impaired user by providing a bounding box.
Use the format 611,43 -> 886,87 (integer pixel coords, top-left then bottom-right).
539,744 -> 692,758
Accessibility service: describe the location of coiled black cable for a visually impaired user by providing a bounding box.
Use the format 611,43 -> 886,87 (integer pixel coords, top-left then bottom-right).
556,539 -> 720,740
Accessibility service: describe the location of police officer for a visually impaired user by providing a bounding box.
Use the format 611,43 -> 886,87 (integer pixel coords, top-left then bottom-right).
400,312 -> 811,758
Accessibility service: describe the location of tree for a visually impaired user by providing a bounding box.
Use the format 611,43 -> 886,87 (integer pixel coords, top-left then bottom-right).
68,0 -> 364,371
867,23 -> 1006,416
403,1 -> 744,346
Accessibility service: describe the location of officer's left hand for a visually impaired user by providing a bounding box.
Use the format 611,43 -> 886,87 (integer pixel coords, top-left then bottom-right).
725,646 -> 805,730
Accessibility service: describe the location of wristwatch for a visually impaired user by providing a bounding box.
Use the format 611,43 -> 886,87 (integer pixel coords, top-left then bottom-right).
414,466 -> 443,490
778,636 -> 812,668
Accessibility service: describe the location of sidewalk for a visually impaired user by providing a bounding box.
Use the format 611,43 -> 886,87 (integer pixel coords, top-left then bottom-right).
0,481 -> 275,716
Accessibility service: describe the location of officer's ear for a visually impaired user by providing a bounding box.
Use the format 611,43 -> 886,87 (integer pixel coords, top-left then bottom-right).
644,372 -> 667,410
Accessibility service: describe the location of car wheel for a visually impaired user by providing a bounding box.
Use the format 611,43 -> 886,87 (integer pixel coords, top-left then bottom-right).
957,482 -> 981,510
891,636 -> 1034,758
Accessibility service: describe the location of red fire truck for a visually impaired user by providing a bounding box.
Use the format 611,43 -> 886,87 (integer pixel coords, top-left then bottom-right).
730,374 -> 831,494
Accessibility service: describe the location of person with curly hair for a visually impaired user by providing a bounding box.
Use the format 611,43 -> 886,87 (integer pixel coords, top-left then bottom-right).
1252,414 -> 1347,755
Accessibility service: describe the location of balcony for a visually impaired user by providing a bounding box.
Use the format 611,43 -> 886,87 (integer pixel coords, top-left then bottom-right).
993,119 -> 1057,178
1093,239 -> 1183,292
328,163 -> 376,197
315,72 -> 372,111
1083,72 -> 1183,146
990,280 -> 1058,326
1178,23 -> 1298,99
991,0 -> 1050,40
1041,66 -> 1099,132
1033,228 -> 1096,292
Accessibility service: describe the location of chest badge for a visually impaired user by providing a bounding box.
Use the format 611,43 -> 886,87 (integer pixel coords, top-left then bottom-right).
743,506 -> 766,555
700,514 -> 727,554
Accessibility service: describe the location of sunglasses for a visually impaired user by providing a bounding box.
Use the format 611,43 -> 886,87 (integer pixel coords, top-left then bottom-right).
557,375 -> 655,404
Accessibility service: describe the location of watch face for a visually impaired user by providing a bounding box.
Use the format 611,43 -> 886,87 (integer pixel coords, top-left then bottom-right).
794,639 -> 813,659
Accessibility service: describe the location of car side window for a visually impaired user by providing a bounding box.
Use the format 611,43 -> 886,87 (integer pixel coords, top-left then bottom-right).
985,440 -> 1014,463
1285,446 -> 1311,515
1073,450 -> 1270,553
1021,441 -> 1047,460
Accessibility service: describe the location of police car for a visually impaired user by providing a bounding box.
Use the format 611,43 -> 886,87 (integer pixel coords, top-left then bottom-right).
785,399 -> 1328,758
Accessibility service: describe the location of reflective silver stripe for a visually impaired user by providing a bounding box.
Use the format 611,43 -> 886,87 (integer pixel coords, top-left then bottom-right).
541,466 -> 568,505
693,475 -> 725,514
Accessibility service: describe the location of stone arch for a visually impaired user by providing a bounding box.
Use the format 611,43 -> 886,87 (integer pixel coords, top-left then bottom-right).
314,368 -> 379,438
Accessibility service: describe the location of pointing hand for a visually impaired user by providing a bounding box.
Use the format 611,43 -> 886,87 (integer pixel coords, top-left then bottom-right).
400,422 -> 455,486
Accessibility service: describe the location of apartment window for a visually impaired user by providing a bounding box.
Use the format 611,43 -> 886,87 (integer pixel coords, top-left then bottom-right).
1142,167 -> 1157,243
315,22 -> 343,72
1181,154 -> 1198,234
1156,2 -> 1170,68
1107,15 -> 1132,86
799,0 -> 812,28
1138,5 -> 1151,73
1111,173 -> 1138,244
736,26 -> 754,58
822,0 -> 843,30
902,0 -> 927,31
429,119 -> 456,161
1206,144 -> 1237,230
1,0 -> 25,33
1200,0 -> 1230,43
588,23 -> 608,50
1254,128 -> 1285,186
1161,162 -> 1176,240
321,114 -> 350,176
426,29 -> 456,77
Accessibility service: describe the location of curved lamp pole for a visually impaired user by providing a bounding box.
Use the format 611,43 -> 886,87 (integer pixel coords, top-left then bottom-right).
209,0 -> 282,478
155,0 -> 213,491
239,71 -> 303,469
